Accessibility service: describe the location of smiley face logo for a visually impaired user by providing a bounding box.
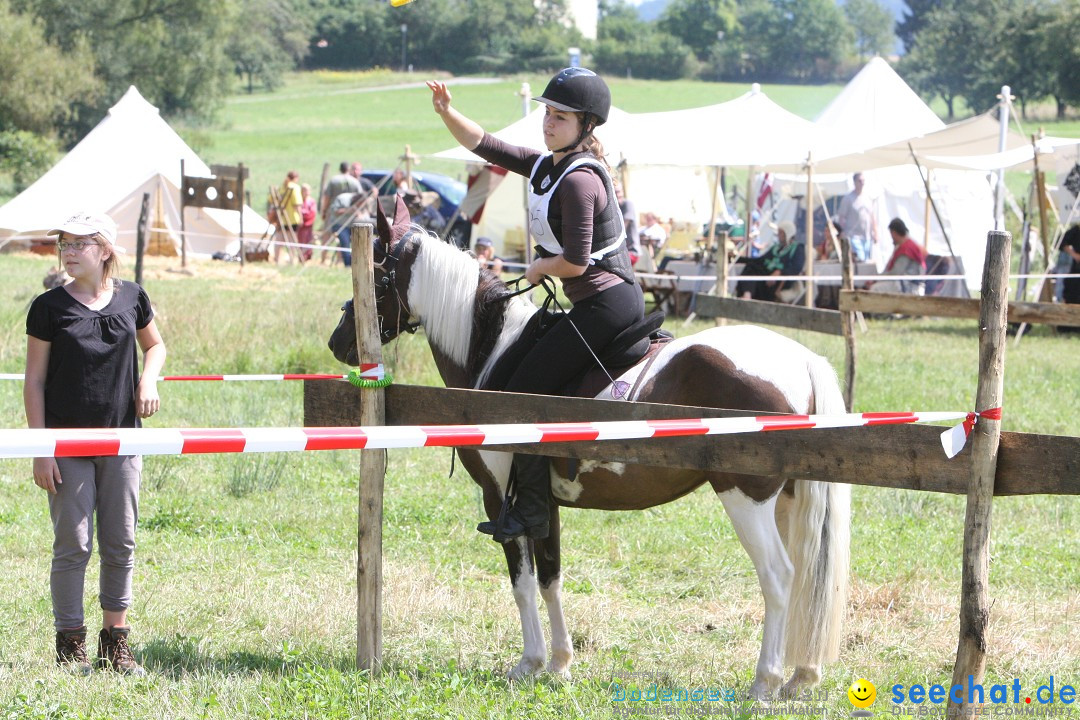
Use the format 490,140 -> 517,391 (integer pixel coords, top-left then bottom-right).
848,678 -> 877,716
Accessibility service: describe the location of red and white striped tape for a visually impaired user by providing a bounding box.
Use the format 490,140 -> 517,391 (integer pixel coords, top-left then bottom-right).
0,409 -> 1000,460
0,364 -> 384,383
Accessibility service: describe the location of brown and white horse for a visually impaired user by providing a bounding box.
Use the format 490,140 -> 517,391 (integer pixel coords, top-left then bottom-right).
331,208 -> 850,697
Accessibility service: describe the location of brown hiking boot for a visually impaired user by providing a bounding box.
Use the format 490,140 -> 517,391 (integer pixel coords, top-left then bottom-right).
55,626 -> 92,676
97,626 -> 146,677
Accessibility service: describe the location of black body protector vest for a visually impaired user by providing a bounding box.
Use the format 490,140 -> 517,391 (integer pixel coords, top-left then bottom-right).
526,152 -> 636,285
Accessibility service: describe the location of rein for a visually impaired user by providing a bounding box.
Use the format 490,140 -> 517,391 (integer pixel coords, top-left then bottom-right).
376,232 -> 421,342
533,277 -> 628,399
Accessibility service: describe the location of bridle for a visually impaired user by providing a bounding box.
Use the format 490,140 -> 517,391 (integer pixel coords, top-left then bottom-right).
374,232 -> 421,343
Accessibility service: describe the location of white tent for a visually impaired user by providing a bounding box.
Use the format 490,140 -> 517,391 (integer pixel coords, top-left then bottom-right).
625,84 -> 834,170
0,86 -> 269,257
766,58 -> 996,288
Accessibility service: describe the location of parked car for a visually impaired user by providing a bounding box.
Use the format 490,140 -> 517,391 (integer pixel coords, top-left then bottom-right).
362,170 -> 472,249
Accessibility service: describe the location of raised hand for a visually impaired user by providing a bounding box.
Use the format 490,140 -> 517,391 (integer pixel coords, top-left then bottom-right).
427,81 -> 452,115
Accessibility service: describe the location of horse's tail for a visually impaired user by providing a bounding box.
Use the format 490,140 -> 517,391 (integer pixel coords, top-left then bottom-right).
784,353 -> 851,669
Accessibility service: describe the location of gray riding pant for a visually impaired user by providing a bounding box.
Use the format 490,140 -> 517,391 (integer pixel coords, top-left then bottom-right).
48,455 -> 141,631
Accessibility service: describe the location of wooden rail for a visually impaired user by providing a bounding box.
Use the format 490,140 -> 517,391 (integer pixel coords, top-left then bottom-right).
304,383 -> 1080,497
840,290 -> 1080,325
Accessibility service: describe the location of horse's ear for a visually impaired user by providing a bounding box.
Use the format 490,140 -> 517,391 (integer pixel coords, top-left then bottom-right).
375,194 -> 414,250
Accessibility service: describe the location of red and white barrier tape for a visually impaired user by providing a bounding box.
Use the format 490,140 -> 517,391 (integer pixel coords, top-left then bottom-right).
0,364 -> 384,383
0,409 -> 1000,460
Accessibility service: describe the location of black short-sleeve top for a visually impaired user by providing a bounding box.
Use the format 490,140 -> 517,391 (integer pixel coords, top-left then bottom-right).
26,280 -> 154,429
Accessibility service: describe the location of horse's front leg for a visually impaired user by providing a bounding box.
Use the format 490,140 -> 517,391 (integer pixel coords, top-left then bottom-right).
475,451 -> 546,680
535,504 -> 573,679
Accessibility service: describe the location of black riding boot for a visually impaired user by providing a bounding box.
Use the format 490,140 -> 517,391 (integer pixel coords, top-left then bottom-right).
477,453 -> 551,543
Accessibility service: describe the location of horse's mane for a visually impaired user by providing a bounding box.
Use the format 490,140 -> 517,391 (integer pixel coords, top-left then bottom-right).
407,229 -> 535,382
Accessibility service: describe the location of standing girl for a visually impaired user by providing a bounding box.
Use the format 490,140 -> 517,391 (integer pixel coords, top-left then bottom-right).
25,212 -> 166,675
427,68 -> 644,543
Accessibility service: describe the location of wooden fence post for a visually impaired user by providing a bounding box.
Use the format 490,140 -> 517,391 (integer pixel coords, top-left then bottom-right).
350,222 -> 386,672
949,230 -> 1010,716
840,236 -> 856,410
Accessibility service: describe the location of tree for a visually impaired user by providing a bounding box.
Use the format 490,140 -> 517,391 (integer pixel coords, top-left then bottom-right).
0,0 -> 98,188
1046,1 -> 1080,119
305,0 -> 394,70
657,0 -> 736,62
843,0 -> 896,61
227,0 -> 312,93
596,0 -> 694,79
899,0 -> 1021,118
16,0 -> 234,132
896,0 -> 942,52
731,0 -> 853,83
966,1 -> 1056,117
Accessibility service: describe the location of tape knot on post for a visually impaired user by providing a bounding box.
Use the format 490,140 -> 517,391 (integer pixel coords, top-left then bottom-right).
942,406 -> 1003,459
348,365 -> 392,389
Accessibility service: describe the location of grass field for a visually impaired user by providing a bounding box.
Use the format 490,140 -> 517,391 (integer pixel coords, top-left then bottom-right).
0,244 -> 1077,719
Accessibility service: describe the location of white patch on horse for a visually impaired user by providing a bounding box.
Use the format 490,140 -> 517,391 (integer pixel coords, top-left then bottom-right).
407,232 -> 479,367
478,450 -> 513,495
646,326 -> 818,412
550,464 -> 583,502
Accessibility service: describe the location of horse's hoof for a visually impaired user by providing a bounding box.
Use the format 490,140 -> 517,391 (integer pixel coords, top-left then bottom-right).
749,679 -> 781,701
780,667 -> 821,697
507,657 -> 544,682
546,664 -> 572,682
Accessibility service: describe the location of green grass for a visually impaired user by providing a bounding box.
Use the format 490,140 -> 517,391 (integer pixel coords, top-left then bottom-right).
0,247 -> 1077,719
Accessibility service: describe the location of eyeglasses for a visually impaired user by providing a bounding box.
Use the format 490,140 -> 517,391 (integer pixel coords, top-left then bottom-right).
57,240 -> 100,252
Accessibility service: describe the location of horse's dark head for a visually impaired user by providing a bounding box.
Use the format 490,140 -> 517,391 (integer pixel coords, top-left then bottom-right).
328,195 -> 420,365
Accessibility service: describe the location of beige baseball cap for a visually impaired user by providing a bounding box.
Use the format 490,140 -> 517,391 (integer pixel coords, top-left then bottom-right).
48,211 -> 120,249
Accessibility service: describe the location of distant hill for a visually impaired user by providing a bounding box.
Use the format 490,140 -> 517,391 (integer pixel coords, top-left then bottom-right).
633,0 -> 908,24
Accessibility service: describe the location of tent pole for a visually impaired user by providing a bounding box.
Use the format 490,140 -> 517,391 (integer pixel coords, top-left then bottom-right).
180,159 -> 187,269
923,169 -> 933,252
993,87 -> 1011,230
804,154 -> 814,308
744,168 -> 754,259
908,143 -> 970,299
518,82 -> 533,265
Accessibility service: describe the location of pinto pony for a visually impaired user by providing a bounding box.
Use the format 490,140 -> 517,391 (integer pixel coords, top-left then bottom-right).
329,203 -> 850,697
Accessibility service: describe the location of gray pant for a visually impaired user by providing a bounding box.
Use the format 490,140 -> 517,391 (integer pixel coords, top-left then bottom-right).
49,455 -> 141,630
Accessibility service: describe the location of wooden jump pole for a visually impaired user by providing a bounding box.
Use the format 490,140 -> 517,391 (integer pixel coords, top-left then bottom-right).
949,229 -> 1011,717
350,222 -> 387,672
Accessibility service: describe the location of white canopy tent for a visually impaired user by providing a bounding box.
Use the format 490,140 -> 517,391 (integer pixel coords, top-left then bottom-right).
762,58 -> 997,288
0,86 -> 269,257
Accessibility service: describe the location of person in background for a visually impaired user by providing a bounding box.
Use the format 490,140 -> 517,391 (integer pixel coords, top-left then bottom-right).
474,236 -> 503,274
26,212 -> 166,677
328,190 -> 374,268
639,212 -> 667,259
320,162 -> 361,226
1056,225 -> 1080,333
735,220 -> 805,303
390,168 -> 411,194
870,218 -> 927,295
272,170 -> 302,263
836,172 -> 878,263
404,190 -> 446,234
297,183 -> 316,262
614,181 -> 640,265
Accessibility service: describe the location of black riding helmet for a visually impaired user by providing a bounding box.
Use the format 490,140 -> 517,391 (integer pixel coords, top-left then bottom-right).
535,67 -> 611,153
